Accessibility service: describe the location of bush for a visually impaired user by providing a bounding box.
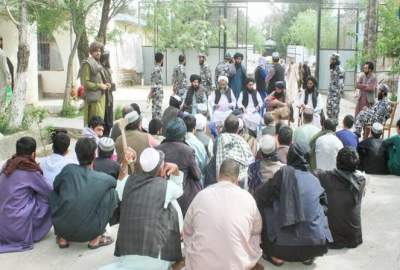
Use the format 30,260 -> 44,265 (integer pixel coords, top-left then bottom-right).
114,105 -> 123,120
0,105 -> 48,135
60,103 -> 80,118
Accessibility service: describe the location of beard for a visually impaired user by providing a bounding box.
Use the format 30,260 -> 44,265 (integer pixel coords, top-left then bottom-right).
364,71 -> 370,76
378,91 -> 384,100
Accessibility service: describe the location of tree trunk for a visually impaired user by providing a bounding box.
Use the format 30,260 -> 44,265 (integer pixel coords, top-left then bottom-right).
9,0 -> 30,129
62,32 -> 82,112
96,0 -> 111,45
363,0 -> 377,62
77,28 -> 89,63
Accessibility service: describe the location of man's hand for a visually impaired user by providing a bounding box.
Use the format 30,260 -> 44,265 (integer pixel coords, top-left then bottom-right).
124,147 -> 137,164
99,83 -> 108,91
161,162 -> 180,177
106,83 -> 112,90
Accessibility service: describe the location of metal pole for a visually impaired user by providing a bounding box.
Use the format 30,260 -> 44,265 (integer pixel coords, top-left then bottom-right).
336,8 -> 340,51
236,8 -> 239,48
245,4 -> 248,68
316,0 -> 322,83
223,0 -> 227,56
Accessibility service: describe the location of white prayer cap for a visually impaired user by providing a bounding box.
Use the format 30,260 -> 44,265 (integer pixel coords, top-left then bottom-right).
259,135 -> 277,155
195,113 -> 207,131
372,122 -> 383,134
218,75 -> 229,83
98,137 -> 115,152
124,111 -> 141,125
238,118 -> 244,131
272,52 -> 280,59
140,148 -> 164,173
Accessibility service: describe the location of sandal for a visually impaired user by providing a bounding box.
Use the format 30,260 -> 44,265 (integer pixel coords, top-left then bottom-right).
302,258 -> 315,265
88,235 -> 114,250
263,253 -> 284,267
56,236 -> 69,249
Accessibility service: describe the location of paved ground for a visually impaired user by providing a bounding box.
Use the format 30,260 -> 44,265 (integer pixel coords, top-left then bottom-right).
1,174 -> 400,270
1,86 -> 400,269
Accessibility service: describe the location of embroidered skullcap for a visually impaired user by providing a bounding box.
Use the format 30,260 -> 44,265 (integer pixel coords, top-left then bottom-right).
218,75 -> 229,83
98,137 -> 115,152
372,122 -> 383,134
259,135 -> 277,155
124,111 -> 141,125
140,148 -> 165,173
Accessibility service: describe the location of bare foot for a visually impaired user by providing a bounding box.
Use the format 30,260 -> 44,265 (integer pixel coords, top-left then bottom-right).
56,236 -> 69,248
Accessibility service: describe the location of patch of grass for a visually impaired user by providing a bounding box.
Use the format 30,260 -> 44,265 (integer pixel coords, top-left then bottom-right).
60,103 -> 81,118
0,105 -> 48,135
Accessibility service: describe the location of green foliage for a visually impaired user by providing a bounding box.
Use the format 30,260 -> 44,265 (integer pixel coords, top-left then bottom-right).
377,0 -> 400,74
60,103 -> 80,118
143,0 -> 213,52
282,9 -> 337,53
43,125 -> 56,142
0,105 -> 48,135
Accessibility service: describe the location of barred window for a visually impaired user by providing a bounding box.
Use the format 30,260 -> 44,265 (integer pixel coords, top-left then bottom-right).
38,33 -> 64,71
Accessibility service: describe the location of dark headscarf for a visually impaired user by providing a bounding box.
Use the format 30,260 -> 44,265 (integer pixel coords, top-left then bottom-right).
287,143 -> 309,172
165,117 -> 187,142
2,155 -> 43,176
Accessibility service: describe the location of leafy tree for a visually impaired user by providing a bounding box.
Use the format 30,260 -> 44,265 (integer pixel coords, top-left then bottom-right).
143,0 -> 213,53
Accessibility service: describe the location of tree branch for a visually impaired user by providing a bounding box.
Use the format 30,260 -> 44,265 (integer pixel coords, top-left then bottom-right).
3,0 -> 20,26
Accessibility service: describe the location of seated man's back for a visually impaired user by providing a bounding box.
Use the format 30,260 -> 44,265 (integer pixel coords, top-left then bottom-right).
184,162 -> 262,270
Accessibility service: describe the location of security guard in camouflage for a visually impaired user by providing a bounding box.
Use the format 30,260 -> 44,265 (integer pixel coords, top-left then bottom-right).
214,53 -> 234,87
149,52 -> 164,119
172,54 -> 187,98
326,53 -> 345,120
199,54 -> 213,96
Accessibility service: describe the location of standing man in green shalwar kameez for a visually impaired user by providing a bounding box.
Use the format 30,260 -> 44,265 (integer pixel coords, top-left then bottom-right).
81,41 -> 111,126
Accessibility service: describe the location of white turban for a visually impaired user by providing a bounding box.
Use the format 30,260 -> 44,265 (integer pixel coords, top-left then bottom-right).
218,75 -> 229,83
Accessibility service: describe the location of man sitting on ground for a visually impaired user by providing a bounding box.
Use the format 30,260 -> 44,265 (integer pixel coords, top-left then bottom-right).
148,118 -> 165,145
215,114 -> 254,190
115,111 -> 151,174
94,137 -> 121,180
248,135 -> 285,195
161,95 -> 183,136
184,115 -> 208,185
50,138 -> 122,249
105,148 -> 183,270
383,119 -> 400,176
336,115 -> 358,149
110,104 -> 134,141
184,159 -> 263,270
315,147 -> 366,249
312,119 -> 343,170
182,74 -> 208,115
261,112 -> 275,136
40,130 -> 76,183
83,116 -> 105,144
0,137 -> 53,253
293,108 -> 320,153
276,126 -> 293,164
208,76 -> 236,127
194,113 -> 214,159
357,123 -> 388,174
265,81 -> 293,122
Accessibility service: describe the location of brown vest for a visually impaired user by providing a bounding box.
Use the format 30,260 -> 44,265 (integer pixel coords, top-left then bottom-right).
116,129 -> 150,174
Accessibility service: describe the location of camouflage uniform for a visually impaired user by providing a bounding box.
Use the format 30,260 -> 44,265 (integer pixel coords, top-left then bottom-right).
326,64 -> 345,120
214,61 -> 232,87
200,63 -> 213,96
172,63 -> 187,97
355,98 -> 392,134
150,64 -> 163,119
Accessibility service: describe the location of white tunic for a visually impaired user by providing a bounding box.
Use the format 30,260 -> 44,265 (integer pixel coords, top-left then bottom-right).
208,88 -> 237,126
295,90 -> 324,128
237,91 -> 263,131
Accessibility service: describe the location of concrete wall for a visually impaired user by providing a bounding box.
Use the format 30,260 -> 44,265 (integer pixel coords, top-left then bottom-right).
0,16 -> 39,104
142,47 -> 247,86
39,29 -> 79,97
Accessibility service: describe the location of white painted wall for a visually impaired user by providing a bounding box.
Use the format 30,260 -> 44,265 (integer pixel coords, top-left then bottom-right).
0,16 -> 38,104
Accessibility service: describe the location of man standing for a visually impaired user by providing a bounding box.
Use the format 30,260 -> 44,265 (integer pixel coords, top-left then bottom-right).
100,50 -> 116,136
326,53 -> 345,120
184,159 -> 262,270
182,74 -> 207,115
172,54 -> 187,97
266,52 -> 285,95
215,53 -> 234,88
254,56 -> 268,100
0,47 -> 11,109
149,52 -> 164,119
229,52 -> 247,99
199,53 -> 213,96
355,61 -> 377,117
80,41 -> 110,126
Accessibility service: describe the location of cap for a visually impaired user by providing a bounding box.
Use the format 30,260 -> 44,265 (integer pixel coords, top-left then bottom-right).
259,135 -> 277,155
224,52 -> 232,59
331,53 -> 340,60
141,117 -> 150,132
378,84 -> 389,94
98,137 -> 115,152
272,52 -> 280,59
372,122 -> 383,134
124,111 -> 142,125
140,148 -> 164,173
275,81 -> 285,89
